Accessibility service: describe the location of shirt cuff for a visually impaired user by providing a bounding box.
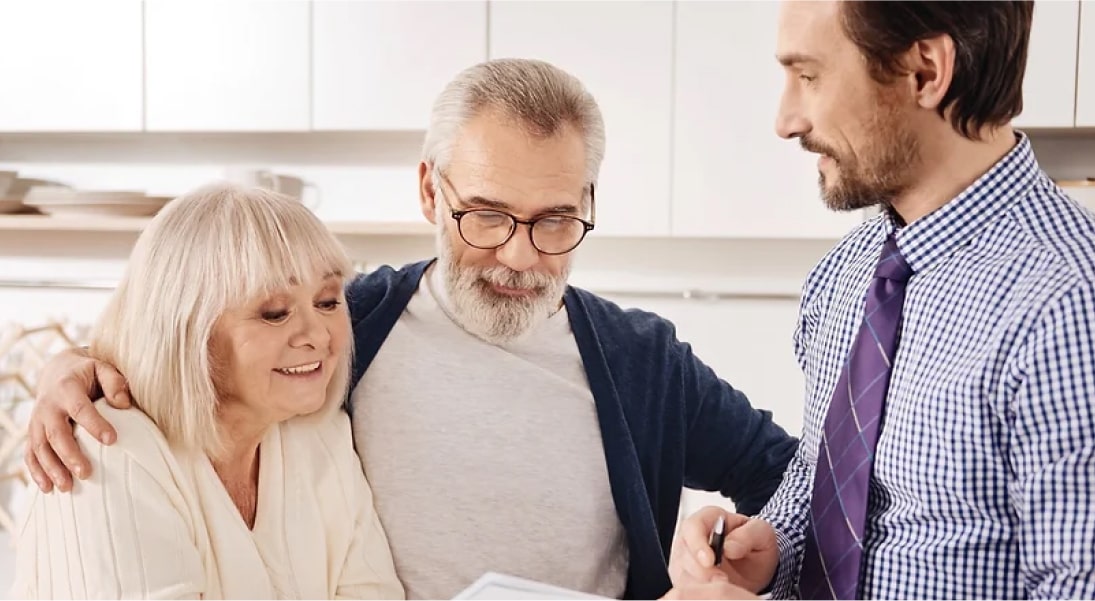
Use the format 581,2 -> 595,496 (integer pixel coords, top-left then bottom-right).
767,528 -> 800,599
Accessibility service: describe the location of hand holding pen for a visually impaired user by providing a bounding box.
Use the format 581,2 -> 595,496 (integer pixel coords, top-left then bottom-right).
668,506 -> 780,595
708,515 -> 727,566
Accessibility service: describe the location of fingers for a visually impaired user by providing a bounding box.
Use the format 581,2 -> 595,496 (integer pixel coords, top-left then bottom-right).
662,581 -> 759,600
25,396 -> 77,491
31,379 -> 100,486
670,506 -> 749,587
48,410 -> 92,482
95,362 -> 130,411
723,518 -> 777,561
672,511 -> 777,597
72,377 -> 119,445
35,429 -> 72,492
679,507 -> 754,565
24,348 -> 112,490
670,533 -> 729,586
678,506 -> 734,561
685,560 -> 729,586
23,438 -> 53,493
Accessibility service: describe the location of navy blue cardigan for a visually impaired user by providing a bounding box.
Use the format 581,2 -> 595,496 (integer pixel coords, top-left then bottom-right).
344,260 -> 798,599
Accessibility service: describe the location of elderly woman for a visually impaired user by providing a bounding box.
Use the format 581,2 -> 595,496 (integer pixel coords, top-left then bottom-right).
10,183 -> 405,599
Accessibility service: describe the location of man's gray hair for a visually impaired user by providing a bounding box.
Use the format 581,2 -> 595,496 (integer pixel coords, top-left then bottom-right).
421,58 -> 606,188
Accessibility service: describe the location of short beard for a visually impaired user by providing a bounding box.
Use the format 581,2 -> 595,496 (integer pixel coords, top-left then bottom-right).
803,90 -> 920,212
435,227 -> 569,345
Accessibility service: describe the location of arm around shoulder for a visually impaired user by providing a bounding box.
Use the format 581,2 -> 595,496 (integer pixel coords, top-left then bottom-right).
11,407 -> 204,599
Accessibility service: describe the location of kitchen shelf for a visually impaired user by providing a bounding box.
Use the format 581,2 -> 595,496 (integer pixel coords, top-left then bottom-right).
0,214 -> 434,236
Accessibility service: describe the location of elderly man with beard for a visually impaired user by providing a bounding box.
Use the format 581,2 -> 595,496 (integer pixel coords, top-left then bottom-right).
667,2 -> 1095,600
22,58 -> 798,601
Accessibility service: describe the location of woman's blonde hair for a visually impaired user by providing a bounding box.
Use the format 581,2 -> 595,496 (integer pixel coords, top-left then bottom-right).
90,182 -> 354,458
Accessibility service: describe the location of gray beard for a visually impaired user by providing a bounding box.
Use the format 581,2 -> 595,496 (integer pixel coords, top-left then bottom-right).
435,235 -> 569,345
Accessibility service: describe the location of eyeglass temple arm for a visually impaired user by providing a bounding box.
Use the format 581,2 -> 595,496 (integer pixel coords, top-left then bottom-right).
589,182 -> 596,224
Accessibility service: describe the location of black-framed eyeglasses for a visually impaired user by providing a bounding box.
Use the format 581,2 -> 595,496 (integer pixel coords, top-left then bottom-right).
437,171 -> 596,256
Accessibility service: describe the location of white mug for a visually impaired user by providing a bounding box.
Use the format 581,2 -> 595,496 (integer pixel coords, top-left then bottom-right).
223,168 -> 320,209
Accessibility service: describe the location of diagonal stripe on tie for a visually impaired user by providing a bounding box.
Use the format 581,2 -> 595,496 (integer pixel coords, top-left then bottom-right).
799,234 -> 914,600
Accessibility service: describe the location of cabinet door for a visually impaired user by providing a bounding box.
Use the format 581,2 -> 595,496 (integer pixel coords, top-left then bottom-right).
1014,0 -> 1080,128
144,1 -> 310,131
489,1 -> 673,237
673,1 -> 863,239
0,0 -> 142,131
1076,0 -> 1095,125
313,1 -> 487,130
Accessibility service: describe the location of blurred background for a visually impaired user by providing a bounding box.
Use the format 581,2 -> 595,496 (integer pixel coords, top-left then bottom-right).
1,0 -> 1094,591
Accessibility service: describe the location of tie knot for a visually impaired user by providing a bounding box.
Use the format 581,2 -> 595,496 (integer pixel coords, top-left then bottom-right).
874,235 -> 914,283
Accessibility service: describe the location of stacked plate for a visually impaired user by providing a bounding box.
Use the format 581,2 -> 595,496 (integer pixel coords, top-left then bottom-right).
22,185 -> 173,217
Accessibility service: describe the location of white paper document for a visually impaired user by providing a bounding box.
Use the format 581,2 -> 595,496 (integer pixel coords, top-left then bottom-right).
453,572 -> 609,600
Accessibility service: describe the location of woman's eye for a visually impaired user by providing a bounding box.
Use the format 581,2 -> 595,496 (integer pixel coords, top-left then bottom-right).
316,299 -> 342,311
261,310 -> 290,323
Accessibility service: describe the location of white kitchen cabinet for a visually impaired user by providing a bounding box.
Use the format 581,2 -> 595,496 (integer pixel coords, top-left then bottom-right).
1076,0 -> 1095,126
313,1 -> 487,130
489,1 -> 673,237
144,1 -> 310,131
673,1 -> 863,239
0,1 -> 142,131
1014,0 -> 1080,128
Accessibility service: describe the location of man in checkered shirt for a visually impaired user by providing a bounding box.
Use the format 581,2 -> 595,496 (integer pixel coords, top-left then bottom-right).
668,1 -> 1095,599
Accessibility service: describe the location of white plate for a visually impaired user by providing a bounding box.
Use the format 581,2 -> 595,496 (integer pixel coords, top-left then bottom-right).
28,202 -> 164,217
24,186 -> 147,204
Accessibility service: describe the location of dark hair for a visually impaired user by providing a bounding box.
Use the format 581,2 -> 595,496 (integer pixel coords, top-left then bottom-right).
839,1 -> 1034,139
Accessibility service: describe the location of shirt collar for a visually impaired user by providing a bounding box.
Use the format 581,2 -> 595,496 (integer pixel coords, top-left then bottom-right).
884,132 -> 1040,274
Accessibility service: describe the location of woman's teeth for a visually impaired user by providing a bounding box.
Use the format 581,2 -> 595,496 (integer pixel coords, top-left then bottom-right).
276,361 -> 321,375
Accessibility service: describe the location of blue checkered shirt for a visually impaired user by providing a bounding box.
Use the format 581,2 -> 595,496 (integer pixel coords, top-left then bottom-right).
761,134 -> 1095,599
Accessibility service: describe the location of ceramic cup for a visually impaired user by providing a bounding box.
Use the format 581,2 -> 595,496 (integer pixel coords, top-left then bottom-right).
223,168 -> 320,209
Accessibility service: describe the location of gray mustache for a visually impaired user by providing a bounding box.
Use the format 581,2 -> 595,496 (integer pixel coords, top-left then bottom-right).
478,267 -> 555,290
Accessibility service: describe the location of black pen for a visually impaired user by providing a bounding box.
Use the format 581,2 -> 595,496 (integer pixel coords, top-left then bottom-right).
708,514 -> 726,566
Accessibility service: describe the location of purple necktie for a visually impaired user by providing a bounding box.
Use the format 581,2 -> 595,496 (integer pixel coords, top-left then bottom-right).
799,234 -> 913,600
